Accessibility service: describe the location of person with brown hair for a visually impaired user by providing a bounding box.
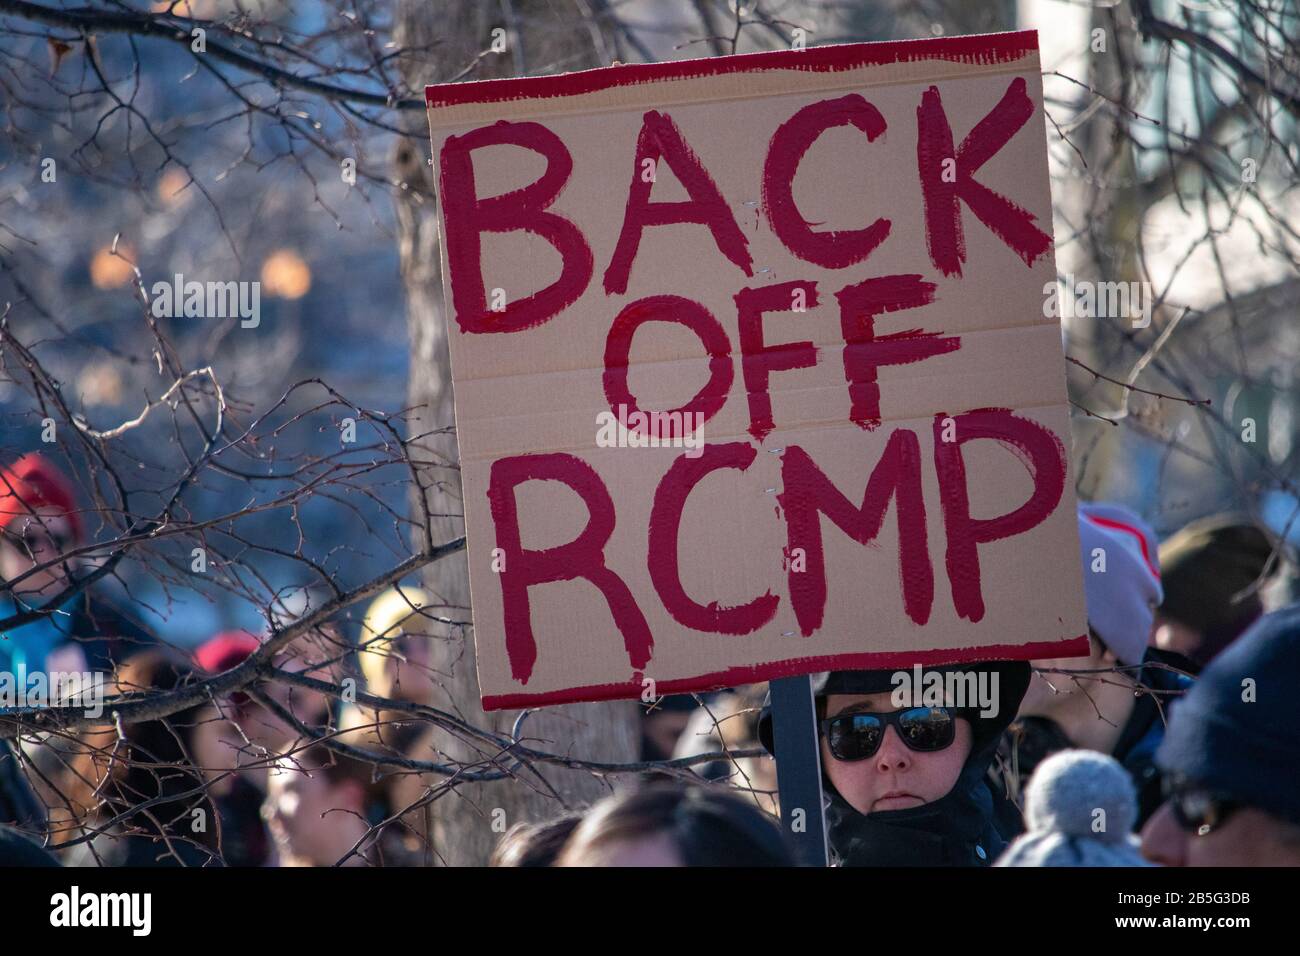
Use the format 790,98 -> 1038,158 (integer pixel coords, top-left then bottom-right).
50,649 -> 220,866
489,814 -> 582,867
262,744 -> 387,867
555,785 -> 793,867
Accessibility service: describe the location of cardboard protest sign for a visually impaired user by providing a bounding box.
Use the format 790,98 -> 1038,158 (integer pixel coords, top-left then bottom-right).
424,30 -> 1089,711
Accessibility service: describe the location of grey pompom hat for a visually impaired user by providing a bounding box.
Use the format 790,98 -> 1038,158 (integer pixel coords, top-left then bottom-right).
995,749 -> 1152,867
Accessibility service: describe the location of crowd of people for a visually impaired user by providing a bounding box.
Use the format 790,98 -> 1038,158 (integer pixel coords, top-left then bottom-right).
1,451 -> 1297,867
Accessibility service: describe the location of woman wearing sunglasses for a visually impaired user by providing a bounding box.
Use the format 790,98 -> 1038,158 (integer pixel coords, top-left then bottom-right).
760,660 -> 1029,866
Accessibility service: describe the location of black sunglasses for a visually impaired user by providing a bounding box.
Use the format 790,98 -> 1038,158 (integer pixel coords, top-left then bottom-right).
819,707 -> 956,762
1163,777 -> 1240,836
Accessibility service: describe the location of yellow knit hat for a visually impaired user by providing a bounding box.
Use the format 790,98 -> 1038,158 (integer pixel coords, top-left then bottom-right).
358,585 -> 434,690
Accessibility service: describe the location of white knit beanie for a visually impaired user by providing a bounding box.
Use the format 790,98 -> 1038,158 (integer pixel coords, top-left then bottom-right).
1077,503 -> 1163,666
995,749 -> 1152,867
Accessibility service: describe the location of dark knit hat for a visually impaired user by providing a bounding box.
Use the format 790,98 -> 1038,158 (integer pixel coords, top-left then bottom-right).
0,823 -> 60,866
1156,604 -> 1300,826
1158,514 -> 1277,664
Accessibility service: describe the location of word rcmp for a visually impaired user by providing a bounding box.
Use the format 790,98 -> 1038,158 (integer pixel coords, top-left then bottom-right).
150,273 -> 260,328
0,666 -> 104,718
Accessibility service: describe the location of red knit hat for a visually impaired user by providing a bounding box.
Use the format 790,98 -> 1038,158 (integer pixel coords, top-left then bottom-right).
0,453 -> 83,542
194,630 -> 262,674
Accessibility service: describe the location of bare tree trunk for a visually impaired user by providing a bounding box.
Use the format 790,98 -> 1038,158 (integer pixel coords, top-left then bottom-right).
1067,5 -> 1146,500
392,0 -> 640,866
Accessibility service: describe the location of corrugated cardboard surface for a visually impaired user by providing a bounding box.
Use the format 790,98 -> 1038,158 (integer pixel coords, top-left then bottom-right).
426,32 -> 1089,709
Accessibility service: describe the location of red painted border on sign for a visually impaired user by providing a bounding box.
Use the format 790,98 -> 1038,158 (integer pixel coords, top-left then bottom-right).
481,632 -> 1087,710
425,31 -> 1039,109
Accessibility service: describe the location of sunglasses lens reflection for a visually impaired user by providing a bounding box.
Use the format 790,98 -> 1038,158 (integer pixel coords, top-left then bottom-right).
830,714 -> 884,761
898,708 -> 955,751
